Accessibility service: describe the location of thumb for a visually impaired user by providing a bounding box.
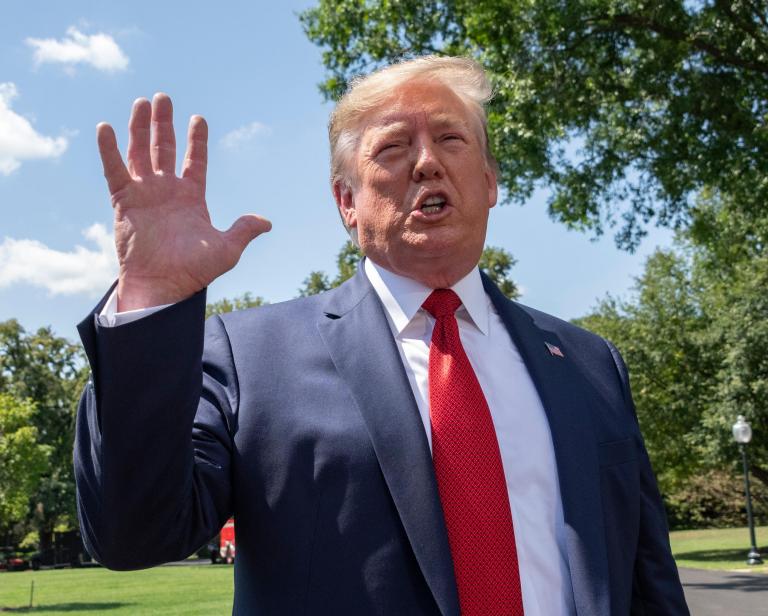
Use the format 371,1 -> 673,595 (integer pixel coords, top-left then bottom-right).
223,214 -> 272,252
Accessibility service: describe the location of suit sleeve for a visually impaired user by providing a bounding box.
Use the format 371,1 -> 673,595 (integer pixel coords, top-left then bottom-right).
73,289 -> 238,570
605,340 -> 690,615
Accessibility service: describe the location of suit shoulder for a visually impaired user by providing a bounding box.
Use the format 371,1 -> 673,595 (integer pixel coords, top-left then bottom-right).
508,300 -> 621,367
208,270 -> 372,332
212,292 -> 324,328
515,301 -> 605,342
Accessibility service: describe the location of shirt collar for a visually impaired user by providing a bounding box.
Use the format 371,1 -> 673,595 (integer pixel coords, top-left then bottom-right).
364,258 -> 489,337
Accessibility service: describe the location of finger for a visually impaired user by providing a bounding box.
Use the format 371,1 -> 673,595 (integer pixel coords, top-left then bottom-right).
126,98 -> 152,176
223,215 -> 272,254
151,93 -> 176,174
181,115 -> 208,188
96,122 -> 131,197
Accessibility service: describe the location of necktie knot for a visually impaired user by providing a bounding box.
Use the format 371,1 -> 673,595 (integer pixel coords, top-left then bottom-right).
422,289 -> 462,319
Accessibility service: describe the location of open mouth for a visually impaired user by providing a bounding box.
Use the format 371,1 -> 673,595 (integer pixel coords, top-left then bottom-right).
420,194 -> 447,214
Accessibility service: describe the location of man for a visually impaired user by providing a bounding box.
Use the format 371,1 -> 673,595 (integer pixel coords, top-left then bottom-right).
74,56 -> 689,615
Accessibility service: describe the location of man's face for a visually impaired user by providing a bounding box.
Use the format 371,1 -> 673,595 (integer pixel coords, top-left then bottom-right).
335,79 -> 497,288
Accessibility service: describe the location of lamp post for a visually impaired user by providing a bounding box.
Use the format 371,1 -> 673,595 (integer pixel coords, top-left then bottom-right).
732,415 -> 763,565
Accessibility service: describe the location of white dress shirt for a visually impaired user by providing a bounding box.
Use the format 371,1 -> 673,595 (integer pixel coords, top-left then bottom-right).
364,259 -> 575,616
99,262 -> 576,615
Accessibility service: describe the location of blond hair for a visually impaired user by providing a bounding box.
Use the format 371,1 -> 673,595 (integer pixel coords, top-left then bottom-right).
328,55 -> 496,189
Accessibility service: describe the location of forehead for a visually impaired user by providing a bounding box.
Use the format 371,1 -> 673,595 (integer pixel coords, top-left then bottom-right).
360,79 -> 474,134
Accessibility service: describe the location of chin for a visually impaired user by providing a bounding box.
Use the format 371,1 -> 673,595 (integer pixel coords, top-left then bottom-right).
404,229 -> 464,254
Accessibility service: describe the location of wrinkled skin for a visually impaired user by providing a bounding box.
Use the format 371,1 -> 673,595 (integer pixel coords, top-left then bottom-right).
334,80 -> 497,289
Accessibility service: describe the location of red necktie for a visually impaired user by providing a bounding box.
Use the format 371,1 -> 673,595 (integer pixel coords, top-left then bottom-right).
423,289 -> 524,616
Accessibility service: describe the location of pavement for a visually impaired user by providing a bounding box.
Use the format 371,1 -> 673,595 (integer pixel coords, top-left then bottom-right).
679,567 -> 768,615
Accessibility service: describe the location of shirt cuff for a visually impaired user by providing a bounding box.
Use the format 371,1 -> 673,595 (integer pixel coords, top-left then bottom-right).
96,288 -> 173,327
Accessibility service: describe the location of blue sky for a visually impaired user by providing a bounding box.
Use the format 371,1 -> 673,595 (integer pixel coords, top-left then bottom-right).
0,0 -> 674,342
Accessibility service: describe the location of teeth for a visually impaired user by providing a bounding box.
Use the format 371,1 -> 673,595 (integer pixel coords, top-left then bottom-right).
420,195 -> 447,214
424,195 -> 446,206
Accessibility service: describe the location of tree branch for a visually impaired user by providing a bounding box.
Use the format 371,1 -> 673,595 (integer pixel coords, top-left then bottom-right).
715,0 -> 768,57
599,13 -> 768,75
746,0 -> 768,32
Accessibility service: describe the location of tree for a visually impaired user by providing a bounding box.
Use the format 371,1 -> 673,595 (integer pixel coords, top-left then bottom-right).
301,0 -> 768,250
299,240 -> 362,296
299,240 -> 520,299
575,250 -> 719,495
206,292 -> 266,318
0,321 -> 87,545
478,246 -> 519,300
678,193 -> 768,486
699,248 -> 768,486
0,394 -> 50,533
576,188 -> 768,498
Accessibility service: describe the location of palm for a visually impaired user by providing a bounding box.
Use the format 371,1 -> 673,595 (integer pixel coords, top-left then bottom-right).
111,170 -> 224,291
97,94 -> 271,310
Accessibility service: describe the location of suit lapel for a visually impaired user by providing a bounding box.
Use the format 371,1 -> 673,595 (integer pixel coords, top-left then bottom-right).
317,268 -> 460,616
483,276 -> 611,616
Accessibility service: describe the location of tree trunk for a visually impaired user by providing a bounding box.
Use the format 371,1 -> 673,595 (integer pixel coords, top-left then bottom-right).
750,463 -> 768,488
39,528 -> 53,562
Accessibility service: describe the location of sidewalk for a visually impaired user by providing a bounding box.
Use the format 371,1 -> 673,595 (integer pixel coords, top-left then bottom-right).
679,567 -> 768,615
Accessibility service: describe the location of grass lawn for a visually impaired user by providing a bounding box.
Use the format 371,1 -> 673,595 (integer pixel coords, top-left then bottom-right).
2,526 -> 766,614
670,525 -> 768,573
0,564 -> 233,614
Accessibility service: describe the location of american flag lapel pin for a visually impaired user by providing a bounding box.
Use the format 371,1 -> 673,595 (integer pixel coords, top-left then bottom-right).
545,342 -> 565,358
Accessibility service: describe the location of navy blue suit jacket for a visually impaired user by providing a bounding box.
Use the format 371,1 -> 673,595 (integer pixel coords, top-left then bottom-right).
74,266 -> 688,615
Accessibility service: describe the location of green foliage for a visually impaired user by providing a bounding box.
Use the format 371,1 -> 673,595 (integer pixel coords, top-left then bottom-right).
680,196 -> 768,488
698,255 -> 768,486
0,393 -> 50,530
575,249 -> 719,494
0,320 -> 86,537
299,240 -> 362,296
577,190 -> 768,510
664,469 -> 768,530
301,0 -> 768,250
205,292 -> 266,318
478,245 -> 519,299
299,271 -> 333,296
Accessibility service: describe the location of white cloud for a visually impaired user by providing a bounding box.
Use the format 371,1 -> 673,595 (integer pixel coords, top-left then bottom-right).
0,224 -> 117,296
26,26 -> 129,73
220,121 -> 272,149
0,83 -> 69,175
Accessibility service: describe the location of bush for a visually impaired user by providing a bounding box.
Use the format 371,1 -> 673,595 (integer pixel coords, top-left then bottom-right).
664,469 -> 768,530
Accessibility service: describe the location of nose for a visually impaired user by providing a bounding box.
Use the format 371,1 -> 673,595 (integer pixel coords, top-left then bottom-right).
412,139 -> 445,182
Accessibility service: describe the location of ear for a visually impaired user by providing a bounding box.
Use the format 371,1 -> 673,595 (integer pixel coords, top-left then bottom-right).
485,164 -> 498,209
333,180 -> 357,229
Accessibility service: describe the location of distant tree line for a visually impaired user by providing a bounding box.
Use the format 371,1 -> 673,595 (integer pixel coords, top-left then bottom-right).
0,321 -> 87,550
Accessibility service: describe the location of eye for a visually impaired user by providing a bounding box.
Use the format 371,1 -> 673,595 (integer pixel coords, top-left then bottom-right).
440,133 -> 464,143
375,141 -> 405,156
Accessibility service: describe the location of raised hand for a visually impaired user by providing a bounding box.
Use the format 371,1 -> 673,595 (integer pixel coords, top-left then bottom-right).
97,93 -> 271,311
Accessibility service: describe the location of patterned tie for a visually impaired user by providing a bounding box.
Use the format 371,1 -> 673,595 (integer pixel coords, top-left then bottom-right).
423,289 -> 524,616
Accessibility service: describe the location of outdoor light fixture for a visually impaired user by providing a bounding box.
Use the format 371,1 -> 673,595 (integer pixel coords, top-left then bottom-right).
732,415 -> 763,566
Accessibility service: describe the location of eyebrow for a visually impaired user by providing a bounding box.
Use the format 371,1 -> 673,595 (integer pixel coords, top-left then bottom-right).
428,113 -> 471,131
366,120 -> 410,137
366,113 -> 471,136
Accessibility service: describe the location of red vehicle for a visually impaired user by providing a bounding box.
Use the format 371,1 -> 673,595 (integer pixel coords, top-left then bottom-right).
0,547 -> 30,572
210,518 -> 235,564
